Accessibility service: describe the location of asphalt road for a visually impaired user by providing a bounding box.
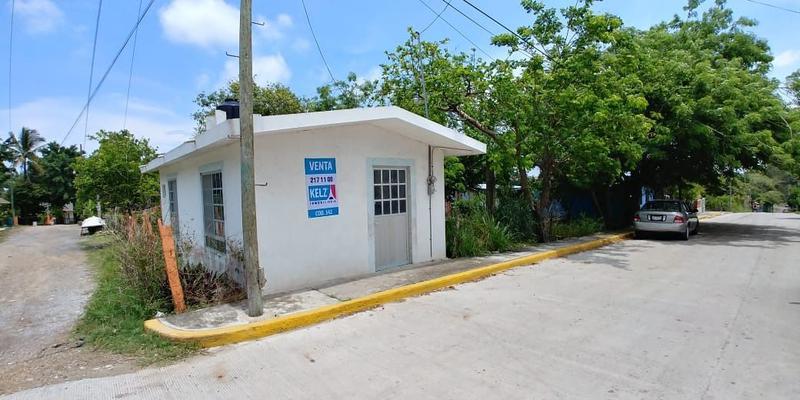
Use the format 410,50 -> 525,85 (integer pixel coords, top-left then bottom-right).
3,213 -> 799,399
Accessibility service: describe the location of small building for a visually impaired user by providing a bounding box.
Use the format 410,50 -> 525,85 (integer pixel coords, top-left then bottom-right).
142,106 -> 485,294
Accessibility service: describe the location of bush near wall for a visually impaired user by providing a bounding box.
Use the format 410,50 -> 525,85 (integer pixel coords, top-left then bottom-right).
446,196 -> 517,258
551,216 -> 604,240
76,209 -> 244,361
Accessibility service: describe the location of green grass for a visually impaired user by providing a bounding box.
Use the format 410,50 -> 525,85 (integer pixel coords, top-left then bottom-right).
75,234 -> 198,365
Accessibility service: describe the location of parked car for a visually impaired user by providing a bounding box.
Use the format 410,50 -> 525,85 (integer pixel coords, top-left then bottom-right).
633,200 -> 699,240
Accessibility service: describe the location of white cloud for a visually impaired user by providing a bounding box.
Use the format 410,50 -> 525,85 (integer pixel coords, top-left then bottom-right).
218,54 -> 292,88
159,0 -> 294,49
774,50 -> 800,68
0,96 -> 193,153
14,0 -> 64,34
291,38 -> 310,52
258,13 -> 292,40
357,66 -> 382,84
159,0 -> 239,48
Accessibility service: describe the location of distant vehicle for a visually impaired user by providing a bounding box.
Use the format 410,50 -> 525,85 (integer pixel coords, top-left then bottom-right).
80,216 -> 106,236
633,200 -> 699,240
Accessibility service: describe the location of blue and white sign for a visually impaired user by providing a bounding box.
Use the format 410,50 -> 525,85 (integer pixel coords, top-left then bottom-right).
305,158 -> 339,218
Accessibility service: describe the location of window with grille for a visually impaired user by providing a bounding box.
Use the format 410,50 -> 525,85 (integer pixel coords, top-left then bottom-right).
202,172 -> 226,253
167,179 -> 179,236
373,168 -> 407,216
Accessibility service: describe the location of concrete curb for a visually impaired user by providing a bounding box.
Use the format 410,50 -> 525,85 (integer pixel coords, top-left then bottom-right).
145,232 -> 633,348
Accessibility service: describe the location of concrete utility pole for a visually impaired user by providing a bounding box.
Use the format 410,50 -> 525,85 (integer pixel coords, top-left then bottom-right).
239,0 -> 264,317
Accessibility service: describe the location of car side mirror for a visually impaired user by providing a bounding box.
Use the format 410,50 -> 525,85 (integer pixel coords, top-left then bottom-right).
692,208 -> 699,213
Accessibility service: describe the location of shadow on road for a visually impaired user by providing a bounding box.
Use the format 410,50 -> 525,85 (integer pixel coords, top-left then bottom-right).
563,214 -> 800,270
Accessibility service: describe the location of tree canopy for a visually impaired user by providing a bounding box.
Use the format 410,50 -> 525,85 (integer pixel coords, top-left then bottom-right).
73,130 -> 159,216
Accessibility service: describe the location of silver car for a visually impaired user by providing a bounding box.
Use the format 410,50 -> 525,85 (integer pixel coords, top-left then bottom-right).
634,200 -> 699,240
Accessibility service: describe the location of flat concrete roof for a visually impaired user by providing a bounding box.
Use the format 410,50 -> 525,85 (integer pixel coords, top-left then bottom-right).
141,106 -> 487,173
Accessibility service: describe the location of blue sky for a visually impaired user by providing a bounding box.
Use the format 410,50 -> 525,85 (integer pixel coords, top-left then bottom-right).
1,0 -> 799,153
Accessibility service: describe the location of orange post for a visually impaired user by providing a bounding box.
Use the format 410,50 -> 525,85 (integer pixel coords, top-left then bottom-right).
157,218 -> 186,313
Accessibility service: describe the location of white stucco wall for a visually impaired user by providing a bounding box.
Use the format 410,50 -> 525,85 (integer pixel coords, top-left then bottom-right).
158,123 -> 446,295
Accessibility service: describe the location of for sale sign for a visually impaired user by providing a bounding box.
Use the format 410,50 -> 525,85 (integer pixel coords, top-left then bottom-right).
305,158 -> 339,218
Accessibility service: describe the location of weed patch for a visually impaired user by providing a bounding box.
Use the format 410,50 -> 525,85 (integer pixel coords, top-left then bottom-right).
75,233 -> 197,364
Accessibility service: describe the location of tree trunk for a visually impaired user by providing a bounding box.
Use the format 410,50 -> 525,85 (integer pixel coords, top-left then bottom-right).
536,160 -> 553,243
590,189 -> 607,227
514,141 -> 540,239
485,166 -> 496,216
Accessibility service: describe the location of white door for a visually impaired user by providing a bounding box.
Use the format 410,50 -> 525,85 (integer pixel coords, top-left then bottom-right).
373,167 -> 410,270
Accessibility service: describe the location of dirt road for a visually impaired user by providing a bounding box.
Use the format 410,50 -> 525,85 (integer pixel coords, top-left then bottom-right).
0,225 -> 135,394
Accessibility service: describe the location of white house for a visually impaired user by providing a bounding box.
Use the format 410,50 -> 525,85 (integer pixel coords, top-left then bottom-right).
142,105 -> 486,295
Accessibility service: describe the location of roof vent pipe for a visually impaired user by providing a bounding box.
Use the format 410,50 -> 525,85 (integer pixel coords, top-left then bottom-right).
216,99 -> 240,120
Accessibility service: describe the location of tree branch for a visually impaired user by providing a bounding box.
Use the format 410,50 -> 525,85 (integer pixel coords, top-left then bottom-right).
449,105 -> 501,143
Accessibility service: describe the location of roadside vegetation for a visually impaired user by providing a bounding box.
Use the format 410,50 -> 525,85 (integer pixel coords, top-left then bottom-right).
75,211 -> 244,363
75,233 -> 197,364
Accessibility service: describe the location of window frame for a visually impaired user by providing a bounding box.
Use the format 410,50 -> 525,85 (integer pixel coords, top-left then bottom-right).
201,171 -> 226,254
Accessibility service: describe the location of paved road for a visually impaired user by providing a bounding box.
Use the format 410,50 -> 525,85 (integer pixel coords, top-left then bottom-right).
4,213 -> 799,399
0,226 -> 135,394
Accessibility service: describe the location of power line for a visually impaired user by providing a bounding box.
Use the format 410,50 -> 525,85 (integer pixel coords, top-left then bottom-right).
300,0 -> 336,83
7,0 -> 15,135
416,0 -> 495,61
442,0 -> 494,37
458,0 -> 550,60
84,0 -> 103,148
421,3 -> 448,33
123,0 -> 143,130
744,0 -> 800,14
61,0 -> 156,146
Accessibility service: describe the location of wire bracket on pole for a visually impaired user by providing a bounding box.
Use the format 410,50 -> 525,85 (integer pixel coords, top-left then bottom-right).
225,51 -> 240,58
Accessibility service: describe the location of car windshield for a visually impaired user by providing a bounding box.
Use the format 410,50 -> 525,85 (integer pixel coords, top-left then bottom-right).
641,201 -> 682,212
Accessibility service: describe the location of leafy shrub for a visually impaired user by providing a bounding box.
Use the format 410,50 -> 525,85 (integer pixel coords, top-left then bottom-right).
551,216 -> 603,240
446,196 -> 517,257
494,193 -> 539,242
706,195 -> 749,212
104,209 -> 244,311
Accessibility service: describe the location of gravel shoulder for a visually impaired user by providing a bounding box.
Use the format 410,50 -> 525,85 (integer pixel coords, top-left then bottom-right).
0,225 -> 137,395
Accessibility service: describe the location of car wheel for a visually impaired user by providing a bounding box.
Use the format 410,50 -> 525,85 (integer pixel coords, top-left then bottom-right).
634,230 -> 645,239
691,223 -> 699,235
682,225 -> 690,241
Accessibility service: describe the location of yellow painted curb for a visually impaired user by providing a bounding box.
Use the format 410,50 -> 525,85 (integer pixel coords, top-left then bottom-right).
145,232 -> 632,348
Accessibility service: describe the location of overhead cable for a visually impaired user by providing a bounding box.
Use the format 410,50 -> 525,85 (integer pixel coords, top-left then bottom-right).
61,0 -> 156,146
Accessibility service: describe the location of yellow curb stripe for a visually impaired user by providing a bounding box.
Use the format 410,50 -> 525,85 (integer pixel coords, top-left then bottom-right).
145,232 -> 632,348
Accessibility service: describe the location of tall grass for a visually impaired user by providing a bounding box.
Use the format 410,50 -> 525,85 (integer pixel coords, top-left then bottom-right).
76,209 -> 244,362
446,197 -> 517,257
551,216 -> 604,240
75,234 -> 197,363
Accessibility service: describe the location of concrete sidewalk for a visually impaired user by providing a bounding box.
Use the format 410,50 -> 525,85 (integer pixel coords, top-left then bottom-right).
157,231 -> 632,334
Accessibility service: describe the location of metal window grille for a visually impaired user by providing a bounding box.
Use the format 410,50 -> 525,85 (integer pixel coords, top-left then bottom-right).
373,168 -> 407,216
202,172 -> 226,253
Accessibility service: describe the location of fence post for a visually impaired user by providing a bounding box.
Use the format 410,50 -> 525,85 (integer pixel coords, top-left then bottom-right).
157,218 -> 186,313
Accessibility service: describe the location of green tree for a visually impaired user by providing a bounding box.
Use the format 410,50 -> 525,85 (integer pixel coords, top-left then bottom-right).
4,127 -> 45,179
305,72 -> 383,111
38,142 -> 82,211
192,81 -> 304,133
382,1 -> 651,241
74,130 -> 159,215
630,1 -> 787,193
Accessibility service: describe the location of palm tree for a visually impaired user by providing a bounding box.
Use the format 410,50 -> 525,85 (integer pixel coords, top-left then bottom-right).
5,127 -> 45,179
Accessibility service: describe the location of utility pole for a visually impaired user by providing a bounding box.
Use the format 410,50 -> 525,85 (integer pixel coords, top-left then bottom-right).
10,181 -> 15,225
239,0 -> 264,317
